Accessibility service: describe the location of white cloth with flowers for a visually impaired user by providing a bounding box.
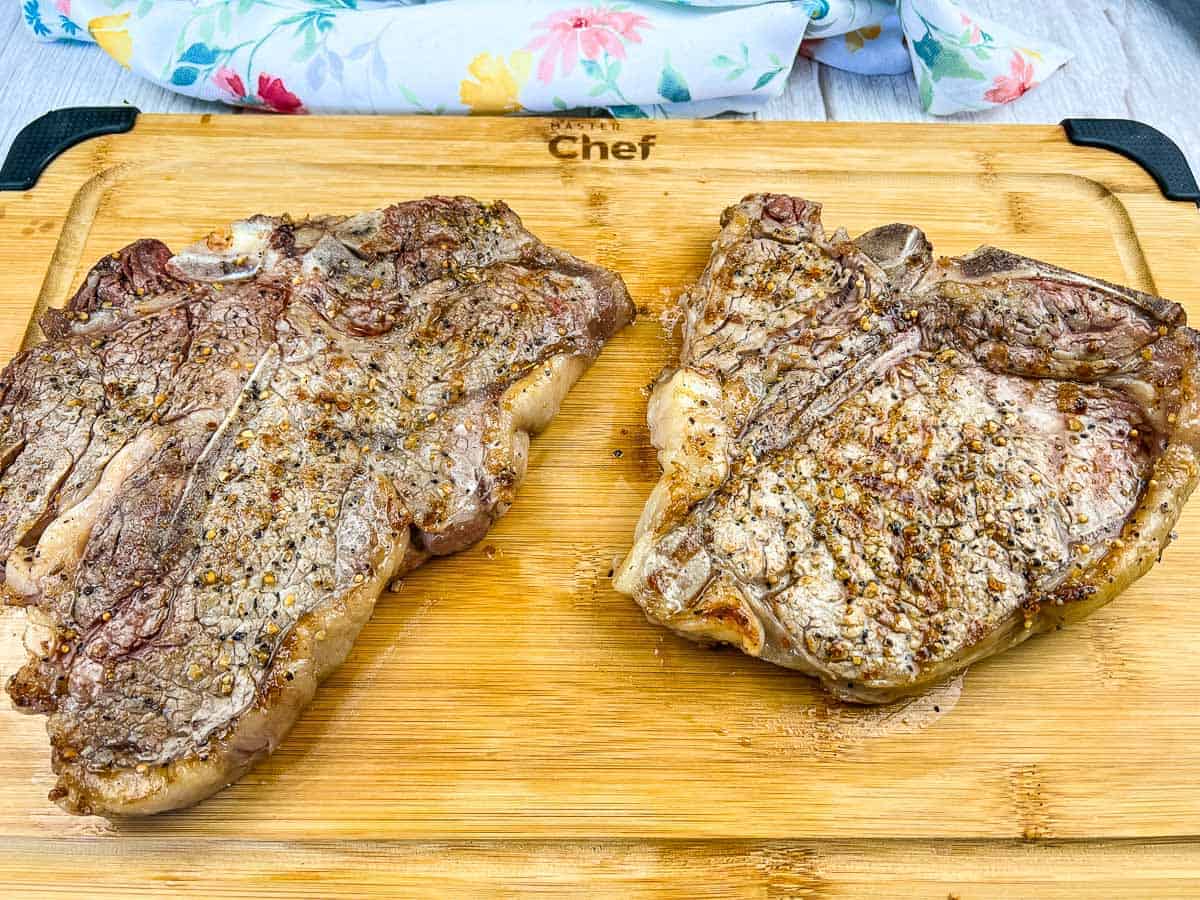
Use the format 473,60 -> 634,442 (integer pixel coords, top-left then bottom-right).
19,0 -> 1071,118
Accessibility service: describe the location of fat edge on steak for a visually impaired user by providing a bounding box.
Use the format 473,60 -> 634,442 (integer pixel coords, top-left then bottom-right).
615,194 -> 1200,703
0,197 -> 634,815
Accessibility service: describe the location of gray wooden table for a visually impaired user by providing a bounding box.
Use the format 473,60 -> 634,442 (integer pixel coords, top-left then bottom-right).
2,0 -> 1198,172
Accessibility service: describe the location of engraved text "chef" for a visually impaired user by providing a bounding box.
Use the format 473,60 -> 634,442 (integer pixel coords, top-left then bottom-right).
548,133 -> 657,161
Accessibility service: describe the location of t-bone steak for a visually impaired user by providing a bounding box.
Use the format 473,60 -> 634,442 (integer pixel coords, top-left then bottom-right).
2,196 -> 633,814
615,193 -> 1200,703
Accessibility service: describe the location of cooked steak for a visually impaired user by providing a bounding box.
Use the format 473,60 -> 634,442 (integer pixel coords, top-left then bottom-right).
2,197 -> 633,815
615,193 -> 1200,703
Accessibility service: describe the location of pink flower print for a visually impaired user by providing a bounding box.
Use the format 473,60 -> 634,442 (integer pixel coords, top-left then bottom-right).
256,74 -> 305,114
958,12 -> 981,43
55,0 -> 70,13
526,7 -> 651,84
213,67 -> 246,100
984,51 -> 1036,104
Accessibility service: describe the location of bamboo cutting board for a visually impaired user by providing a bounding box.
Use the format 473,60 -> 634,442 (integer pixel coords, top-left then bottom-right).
0,114 -> 1199,897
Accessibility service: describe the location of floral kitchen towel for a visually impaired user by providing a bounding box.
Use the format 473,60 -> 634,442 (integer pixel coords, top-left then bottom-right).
20,1 -> 1071,118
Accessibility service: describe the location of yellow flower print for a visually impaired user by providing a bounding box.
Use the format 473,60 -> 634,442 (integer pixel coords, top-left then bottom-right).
845,25 -> 882,54
460,51 -> 532,115
88,13 -> 133,69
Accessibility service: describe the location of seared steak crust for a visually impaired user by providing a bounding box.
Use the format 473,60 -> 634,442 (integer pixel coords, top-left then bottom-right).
615,194 -> 1200,703
3,197 -> 633,814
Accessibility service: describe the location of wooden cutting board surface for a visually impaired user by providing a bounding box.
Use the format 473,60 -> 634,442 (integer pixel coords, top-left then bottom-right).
0,115 -> 1198,896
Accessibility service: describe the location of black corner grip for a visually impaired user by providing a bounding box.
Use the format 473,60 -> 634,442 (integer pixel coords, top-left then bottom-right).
0,106 -> 139,192
1062,117 -> 1199,206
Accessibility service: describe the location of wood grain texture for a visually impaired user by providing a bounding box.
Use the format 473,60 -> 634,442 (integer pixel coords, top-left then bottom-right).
2,838 -> 1200,898
0,115 -> 1198,894
2,0 -> 1198,173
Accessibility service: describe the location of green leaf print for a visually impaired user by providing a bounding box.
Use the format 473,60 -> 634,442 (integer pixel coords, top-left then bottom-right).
930,45 -> 985,81
292,24 -> 319,62
913,32 -> 940,69
577,54 -> 631,104
610,104 -> 650,119
658,53 -> 691,104
398,85 -> 445,116
914,29 -> 984,82
753,69 -> 783,91
712,44 -> 785,90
